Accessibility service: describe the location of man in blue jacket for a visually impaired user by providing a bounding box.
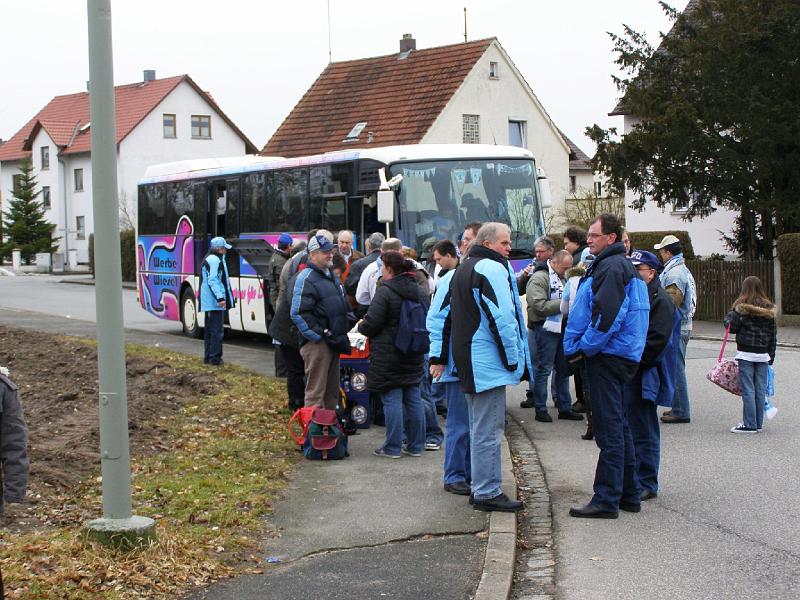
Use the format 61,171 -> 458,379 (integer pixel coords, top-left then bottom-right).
564,214 -> 649,519
199,236 -> 236,366
450,223 -> 532,512
291,234 -> 355,410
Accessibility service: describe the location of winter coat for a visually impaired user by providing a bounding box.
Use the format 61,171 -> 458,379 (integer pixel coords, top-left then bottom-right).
358,273 -> 428,391
660,253 -> 696,332
642,308 -> 682,407
450,245 -> 532,394
291,262 -> 355,352
267,248 -> 289,312
525,262 -> 562,327
640,277 -> 676,367
724,302 -> 778,363
563,242 -> 649,366
0,373 -> 29,511
199,252 -> 235,312
344,249 -> 381,298
570,242 -> 590,266
427,269 -> 457,383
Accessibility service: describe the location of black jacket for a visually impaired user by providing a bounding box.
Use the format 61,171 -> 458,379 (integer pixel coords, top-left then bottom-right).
724,302 -> 777,363
641,276 -> 676,367
570,242 -> 589,265
358,273 -> 428,391
345,249 -> 381,298
0,373 -> 29,510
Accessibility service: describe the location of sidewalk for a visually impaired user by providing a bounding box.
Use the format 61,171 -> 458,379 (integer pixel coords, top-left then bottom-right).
692,319 -> 800,348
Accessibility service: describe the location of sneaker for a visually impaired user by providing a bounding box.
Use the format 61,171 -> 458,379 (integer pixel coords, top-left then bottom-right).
571,401 -> 586,413
424,442 -> 441,451
374,447 -> 401,459
401,447 -> 422,457
535,411 -> 553,423
558,410 -> 584,421
519,399 -> 535,409
730,424 -> 758,434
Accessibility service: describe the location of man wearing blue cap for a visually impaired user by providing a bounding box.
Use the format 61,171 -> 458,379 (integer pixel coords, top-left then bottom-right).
200,236 -> 236,366
625,250 -> 680,501
268,233 -> 294,315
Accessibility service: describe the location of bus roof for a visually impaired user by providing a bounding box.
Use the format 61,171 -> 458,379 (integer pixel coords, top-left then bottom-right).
139,144 -> 534,184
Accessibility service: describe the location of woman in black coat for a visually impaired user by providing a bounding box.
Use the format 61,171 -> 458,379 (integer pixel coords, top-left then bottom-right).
358,251 -> 428,458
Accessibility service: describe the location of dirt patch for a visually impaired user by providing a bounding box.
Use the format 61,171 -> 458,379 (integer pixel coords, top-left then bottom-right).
0,324 -> 221,513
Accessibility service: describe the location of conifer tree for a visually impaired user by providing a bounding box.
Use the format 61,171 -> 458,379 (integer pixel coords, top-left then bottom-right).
1,157 -> 59,264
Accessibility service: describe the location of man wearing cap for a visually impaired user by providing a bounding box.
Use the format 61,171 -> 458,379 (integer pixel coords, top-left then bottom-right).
626,250 -> 680,501
268,233 -> 293,314
199,237 -> 236,366
654,235 -> 697,424
291,234 -> 355,409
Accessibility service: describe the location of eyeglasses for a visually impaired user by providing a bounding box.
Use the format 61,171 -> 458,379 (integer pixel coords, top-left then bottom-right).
586,232 -> 608,240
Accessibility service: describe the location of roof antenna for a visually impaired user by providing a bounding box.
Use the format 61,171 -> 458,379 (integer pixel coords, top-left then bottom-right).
327,0 -> 333,63
463,7 -> 468,42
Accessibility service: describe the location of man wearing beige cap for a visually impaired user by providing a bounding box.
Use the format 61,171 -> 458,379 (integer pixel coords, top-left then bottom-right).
654,234 -> 696,424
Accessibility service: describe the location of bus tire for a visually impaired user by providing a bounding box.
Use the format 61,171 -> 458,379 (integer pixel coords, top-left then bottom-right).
181,288 -> 202,338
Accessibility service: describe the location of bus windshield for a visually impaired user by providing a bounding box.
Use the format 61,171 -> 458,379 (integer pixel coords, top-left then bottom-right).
390,158 -> 542,254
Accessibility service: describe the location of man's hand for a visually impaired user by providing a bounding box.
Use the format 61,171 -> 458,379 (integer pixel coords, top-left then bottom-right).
218,299 -> 226,308
429,364 -> 445,380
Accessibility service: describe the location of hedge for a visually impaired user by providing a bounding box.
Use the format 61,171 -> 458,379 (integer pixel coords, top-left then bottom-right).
778,233 -> 800,314
89,229 -> 136,282
546,229 -> 694,259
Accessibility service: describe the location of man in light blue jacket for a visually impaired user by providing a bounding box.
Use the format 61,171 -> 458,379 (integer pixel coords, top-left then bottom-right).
199,237 -> 235,366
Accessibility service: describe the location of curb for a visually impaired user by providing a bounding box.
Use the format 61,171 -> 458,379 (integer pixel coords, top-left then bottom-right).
692,334 -> 800,350
472,436 -> 517,600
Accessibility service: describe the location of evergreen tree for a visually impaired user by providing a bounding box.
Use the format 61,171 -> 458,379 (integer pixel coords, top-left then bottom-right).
1,157 -> 59,264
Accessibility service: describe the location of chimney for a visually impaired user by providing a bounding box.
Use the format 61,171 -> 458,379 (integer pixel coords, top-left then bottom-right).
143,69 -> 156,83
399,34 -> 416,53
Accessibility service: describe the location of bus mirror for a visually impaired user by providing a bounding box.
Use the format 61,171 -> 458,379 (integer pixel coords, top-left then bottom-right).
377,190 -> 395,223
537,169 -> 553,209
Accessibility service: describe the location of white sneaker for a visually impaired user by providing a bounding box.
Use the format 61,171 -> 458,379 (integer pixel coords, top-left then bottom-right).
730,423 -> 758,434
425,442 -> 441,451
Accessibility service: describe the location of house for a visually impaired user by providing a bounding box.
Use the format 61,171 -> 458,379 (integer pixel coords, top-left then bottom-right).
610,0 -> 737,256
262,35 -> 576,221
562,132 -> 598,198
0,71 -> 257,264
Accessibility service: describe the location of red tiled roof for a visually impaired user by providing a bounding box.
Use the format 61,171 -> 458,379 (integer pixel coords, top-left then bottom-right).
0,75 -> 256,162
262,38 -> 495,158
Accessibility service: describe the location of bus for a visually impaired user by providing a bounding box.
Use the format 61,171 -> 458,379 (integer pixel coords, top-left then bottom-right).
136,144 -> 550,337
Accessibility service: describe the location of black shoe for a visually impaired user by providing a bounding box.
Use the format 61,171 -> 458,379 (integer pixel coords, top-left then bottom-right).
535,411 -> 552,423
472,493 -> 523,513
569,503 -> 618,519
581,427 -> 594,441
520,399 -> 535,408
571,401 -> 586,413
619,501 -> 641,513
444,481 -> 471,496
469,494 -> 474,505
641,490 -> 658,501
558,410 -> 584,421
661,414 -> 690,424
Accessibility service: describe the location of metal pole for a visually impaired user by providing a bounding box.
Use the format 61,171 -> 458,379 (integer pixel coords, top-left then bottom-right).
85,0 -> 155,548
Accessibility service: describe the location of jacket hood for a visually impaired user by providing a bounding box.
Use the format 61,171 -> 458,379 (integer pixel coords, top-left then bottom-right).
565,264 -> 586,279
734,302 -> 777,319
385,272 -> 423,300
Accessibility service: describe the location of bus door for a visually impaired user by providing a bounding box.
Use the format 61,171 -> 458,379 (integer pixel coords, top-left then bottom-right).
209,178 -> 244,330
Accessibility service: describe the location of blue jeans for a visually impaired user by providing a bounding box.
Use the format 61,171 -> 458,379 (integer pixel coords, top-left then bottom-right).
526,328 -> 537,394
432,379 -> 447,408
381,386 -> 425,456
587,355 -> 640,511
532,327 -> 572,413
420,356 -> 444,444
465,386 -> 506,500
738,359 -> 767,430
203,310 -> 224,364
624,371 -> 660,495
443,381 -> 471,485
670,333 -> 691,419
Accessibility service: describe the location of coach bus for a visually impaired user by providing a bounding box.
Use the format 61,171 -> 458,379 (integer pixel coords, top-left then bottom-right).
136,144 -> 550,338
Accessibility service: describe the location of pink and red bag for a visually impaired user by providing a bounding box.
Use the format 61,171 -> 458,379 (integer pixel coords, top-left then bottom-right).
706,324 -> 741,396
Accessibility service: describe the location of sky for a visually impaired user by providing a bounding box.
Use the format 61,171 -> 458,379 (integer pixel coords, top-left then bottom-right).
0,0 -> 685,157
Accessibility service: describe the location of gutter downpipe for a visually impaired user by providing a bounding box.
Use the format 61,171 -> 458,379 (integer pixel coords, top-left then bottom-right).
58,157 -> 69,257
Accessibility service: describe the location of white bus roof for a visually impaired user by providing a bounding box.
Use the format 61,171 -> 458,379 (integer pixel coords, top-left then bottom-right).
139,144 -> 534,184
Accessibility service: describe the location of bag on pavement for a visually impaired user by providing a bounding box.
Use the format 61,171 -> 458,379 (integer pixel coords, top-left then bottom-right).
302,408 -> 349,460
288,406 -> 316,446
706,324 -> 741,396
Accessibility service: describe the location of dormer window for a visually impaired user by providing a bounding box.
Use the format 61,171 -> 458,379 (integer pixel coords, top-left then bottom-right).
489,61 -> 499,79
343,122 -> 367,143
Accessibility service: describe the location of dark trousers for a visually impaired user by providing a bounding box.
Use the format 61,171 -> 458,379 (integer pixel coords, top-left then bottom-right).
203,310 -> 224,364
280,345 -> 306,411
586,354 -> 640,511
624,371 -> 661,495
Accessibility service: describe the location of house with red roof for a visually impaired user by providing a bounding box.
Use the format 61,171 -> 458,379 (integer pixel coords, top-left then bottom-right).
263,35 -> 581,221
0,71 -> 256,264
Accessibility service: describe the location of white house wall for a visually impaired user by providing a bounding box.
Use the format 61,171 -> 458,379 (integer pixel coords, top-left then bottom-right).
622,115 -> 738,256
423,43 -> 570,219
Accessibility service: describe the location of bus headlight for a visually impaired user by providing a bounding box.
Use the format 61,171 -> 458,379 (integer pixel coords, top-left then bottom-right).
351,372 -> 367,392
351,404 -> 368,425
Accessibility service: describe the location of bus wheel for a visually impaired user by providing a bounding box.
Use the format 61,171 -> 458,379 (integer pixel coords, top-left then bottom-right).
181,289 -> 202,338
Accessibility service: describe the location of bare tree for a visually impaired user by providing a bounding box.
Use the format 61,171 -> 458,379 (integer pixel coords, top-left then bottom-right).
556,191 -> 626,231
118,190 -> 136,231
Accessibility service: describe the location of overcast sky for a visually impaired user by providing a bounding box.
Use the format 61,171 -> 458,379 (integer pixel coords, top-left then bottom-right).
1,1 -> 685,156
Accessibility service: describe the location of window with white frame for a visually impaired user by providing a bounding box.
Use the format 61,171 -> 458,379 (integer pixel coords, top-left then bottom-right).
489,61 -> 499,78
76,216 -> 86,240
74,168 -> 84,192
163,113 -> 176,138
42,186 -> 51,209
41,146 -> 50,170
462,114 -> 480,144
508,120 -> 526,147
191,115 -> 211,138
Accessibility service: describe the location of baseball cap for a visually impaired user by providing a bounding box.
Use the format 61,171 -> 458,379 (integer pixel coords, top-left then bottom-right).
210,236 -> 232,250
278,233 -> 293,247
420,236 -> 438,259
307,234 -> 335,253
630,249 -> 661,270
653,234 -> 680,250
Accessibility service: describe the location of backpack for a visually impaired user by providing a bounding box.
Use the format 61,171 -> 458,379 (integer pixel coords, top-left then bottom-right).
394,296 -> 430,355
302,408 -> 349,460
